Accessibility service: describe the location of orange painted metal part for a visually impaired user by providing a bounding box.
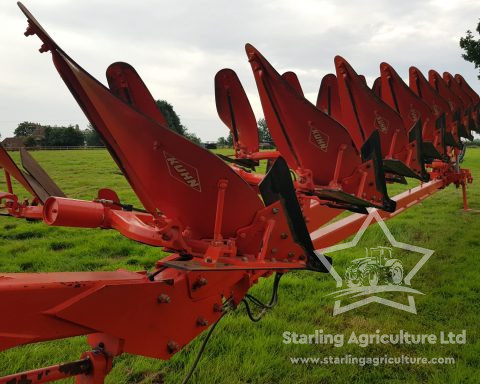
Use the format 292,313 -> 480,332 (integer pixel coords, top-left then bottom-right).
317,73 -> 342,122
311,163 -> 472,250
0,357 -> 97,384
281,71 -> 304,96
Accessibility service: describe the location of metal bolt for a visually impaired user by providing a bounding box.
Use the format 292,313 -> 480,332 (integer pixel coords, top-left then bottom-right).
280,232 -> 288,239
39,43 -> 49,53
241,256 -> 249,262
299,255 -> 306,261
271,248 -> 278,254
24,25 -> 35,37
193,277 -> 208,290
167,341 -> 179,354
288,252 -> 295,258
157,294 -> 171,304
272,207 -> 279,214
197,317 -> 209,326
161,233 -> 171,241
205,257 -> 212,263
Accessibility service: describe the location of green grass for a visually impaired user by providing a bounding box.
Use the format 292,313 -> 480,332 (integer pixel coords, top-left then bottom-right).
0,148 -> 479,383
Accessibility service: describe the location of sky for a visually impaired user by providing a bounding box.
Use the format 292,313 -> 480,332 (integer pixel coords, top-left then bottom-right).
0,0 -> 479,141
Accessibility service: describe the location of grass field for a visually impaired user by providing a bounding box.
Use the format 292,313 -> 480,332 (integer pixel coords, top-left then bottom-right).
0,148 -> 479,383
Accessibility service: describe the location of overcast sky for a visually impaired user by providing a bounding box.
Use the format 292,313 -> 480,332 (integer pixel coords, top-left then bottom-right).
0,0 -> 479,141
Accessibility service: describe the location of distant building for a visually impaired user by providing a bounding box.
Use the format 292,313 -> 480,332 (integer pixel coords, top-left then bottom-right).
1,137 -> 26,149
1,125 -> 47,149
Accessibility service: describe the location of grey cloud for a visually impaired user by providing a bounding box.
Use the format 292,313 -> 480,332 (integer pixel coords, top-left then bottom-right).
1,0 -> 479,141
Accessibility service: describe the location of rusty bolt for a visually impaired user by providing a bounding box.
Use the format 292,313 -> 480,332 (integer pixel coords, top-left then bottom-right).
161,233 -> 171,241
192,277 -> 208,290
280,232 -> 288,239
197,317 -> 209,326
167,341 -> 179,354
157,294 -> 171,304
39,43 -> 49,53
24,25 -> 35,37
272,207 -> 279,214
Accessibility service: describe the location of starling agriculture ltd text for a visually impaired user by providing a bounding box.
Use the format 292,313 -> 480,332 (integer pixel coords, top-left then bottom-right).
282,330 -> 466,348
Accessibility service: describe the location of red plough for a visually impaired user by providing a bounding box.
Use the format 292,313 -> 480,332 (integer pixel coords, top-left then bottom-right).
429,69 -> 473,142
335,56 -> 429,183
409,67 -> 462,152
246,44 -> 395,214
0,146 -> 65,219
0,3 -> 475,383
454,73 -> 480,130
317,73 -> 343,122
377,63 -> 447,161
215,68 -> 278,170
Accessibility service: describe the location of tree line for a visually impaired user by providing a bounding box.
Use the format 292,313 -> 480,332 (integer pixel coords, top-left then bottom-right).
12,99 -> 201,147
216,118 -> 273,147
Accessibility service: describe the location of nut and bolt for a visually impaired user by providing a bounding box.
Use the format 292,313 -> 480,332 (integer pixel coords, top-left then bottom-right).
196,317 -> 209,326
192,277 -> 208,290
167,341 -> 179,354
280,232 -> 288,239
272,207 -> 279,214
157,293 -> 171,304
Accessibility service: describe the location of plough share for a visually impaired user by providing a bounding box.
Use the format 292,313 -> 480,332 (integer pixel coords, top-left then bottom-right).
0,3 -> 477,383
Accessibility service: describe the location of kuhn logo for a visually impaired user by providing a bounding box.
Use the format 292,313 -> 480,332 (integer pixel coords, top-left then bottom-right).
164,152 -> 201,192
309,127 -> 329,152
374,112 -> 389,134
408,108 -> 419,122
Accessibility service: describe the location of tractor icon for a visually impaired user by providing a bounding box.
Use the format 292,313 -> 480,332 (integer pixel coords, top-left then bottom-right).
344,247 -> 404,288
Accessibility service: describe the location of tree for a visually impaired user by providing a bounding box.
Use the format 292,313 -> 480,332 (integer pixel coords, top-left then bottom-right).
44,125 -> 85,147
217,132 -> 233,147
155,99 -> 205,145
459,20 -> 480,79
14,121 -> 41,137
155,100 -> 186,135
217,136 -> 228,146
257,118 -> 273,145
184,131 -> 202,145
24,136 -> 37,147
84,124 -> 104,147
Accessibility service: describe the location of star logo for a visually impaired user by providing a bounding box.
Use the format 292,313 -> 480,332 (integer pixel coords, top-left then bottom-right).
313,210 -> 433,315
